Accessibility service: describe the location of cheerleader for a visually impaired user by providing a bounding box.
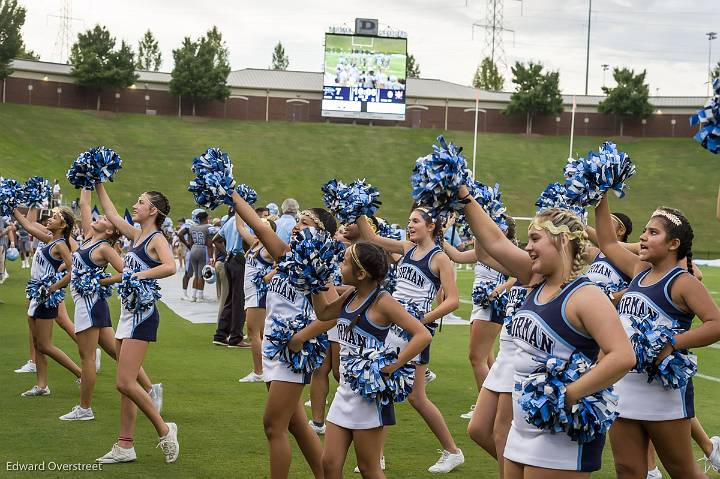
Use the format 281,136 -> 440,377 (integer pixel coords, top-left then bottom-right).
595,196 -> 720,478
357,208 -> 465,474
308,242 -> 431,478
94,184 -> 179,464
59,189 -> 160,421
230,189 -> 337,479
459,184 -> 635,477
13,206 -> 82,397
237,216 -> 276,383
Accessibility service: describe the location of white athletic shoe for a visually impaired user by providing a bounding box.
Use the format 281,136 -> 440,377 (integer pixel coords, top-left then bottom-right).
95,348 -> 101,373
425,369 -> 437,384
150,383 -> 164,413
96,443 -> 136,464
157,422 -> 179,463
59,405 -> 95,421
21,385 -> 51,397
238,371 -> 264,383
646,466 -> 663,479
428,449 -> 464,473
354,456 -> 386,473
460,405 -> 475,419
308,420 -> 326,435
0,271 -> 9,284
14,360 -> 36,373
699,436 -> 720,473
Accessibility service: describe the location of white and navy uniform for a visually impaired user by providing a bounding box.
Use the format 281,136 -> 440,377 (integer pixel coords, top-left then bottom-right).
586,252 -> 631,289
243,245 -> 273,309
27,238 -> 66,319
504,276 -> 605,472
387,245 -> 442,365
262,274 -> 316,384
115,231 -> 163,342
471,261 -> 505,324
71,240 -> 112,333
327,288 -> 396,429
615,267 -> 695,421
483,282 -> 527,393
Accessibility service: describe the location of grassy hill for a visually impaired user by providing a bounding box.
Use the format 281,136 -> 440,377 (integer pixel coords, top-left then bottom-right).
0,103 -> 718,255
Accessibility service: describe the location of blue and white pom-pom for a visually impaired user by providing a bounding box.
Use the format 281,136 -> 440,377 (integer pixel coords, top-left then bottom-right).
394,299 -> 425,341
117,271 -> 161,315
504,288 -> 528,335
473,280 -> 508,320
66,146 -> 123,190
263,313 -> 329,375
457,181 -> 508,237
321,178 -> 381,224
341,342 -> 415,404
535,182 -> 588,224
629,310 -> 697,389
411,135 -> 472,218
71,266 -> 113,299
517,352 -> 618,443
690,78 -> 720,154
382,264 -> 397,293
0,178 -> 23,216
21,177 -> 51,208
563,142 -> 636,207
598,281 -> 627,301
377,218 -> 402,240
26,272 -> 65,307
235,183 -> 257,205
188,147 -> 236,210
251,270 -> 269,296
276,228 -> 345,295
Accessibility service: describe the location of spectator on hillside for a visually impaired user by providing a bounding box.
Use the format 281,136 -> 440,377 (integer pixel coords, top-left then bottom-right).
0,217 -> 14,284
255,207 -> 270,219
266,202 -> 279,217
274,198 -> 299,243
52,179 -> 61,207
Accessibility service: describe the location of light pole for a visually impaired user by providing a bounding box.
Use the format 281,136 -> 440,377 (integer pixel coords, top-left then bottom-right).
601,64 -> 609,88
707,32 -> 717,96
584,0 -> 592,95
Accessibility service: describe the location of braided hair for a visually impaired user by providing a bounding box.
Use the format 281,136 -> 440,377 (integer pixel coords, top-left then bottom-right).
530,208 -> 588,286
651,207 -> 694,276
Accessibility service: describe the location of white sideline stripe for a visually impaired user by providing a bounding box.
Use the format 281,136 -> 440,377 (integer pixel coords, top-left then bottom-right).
708,343 -> 720,350
696,373 -> 720,383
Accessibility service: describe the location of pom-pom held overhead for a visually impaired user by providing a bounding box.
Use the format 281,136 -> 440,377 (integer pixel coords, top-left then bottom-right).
26,272 -> 65,307
276,228 -> 345,295
535,182 -> 588,224
321,178 -> 381,225
117,272 -> 161,316
517,352 -> 619,444
263,313 -> 329,375
457,181 -> 508,237
341,341 -> 415,405
66,146 -> 123,190
71,266 -> 113,299
411,135 -> 472,219
0,178 -> 24,217
377,218 -> 401,240
563,141 -> 636,207
188,147 -> 237,210
235,184 -> 257,205
690,78 -> 720,154
21,177 -> 51,208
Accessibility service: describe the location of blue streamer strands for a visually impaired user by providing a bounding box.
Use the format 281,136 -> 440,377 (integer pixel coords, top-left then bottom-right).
276,228 -> 346,295
629,311 -> 697,389
251,270 -> 269,296
411,135 -> 472,219
26,272 -> 65,307
71,266 -> 113,299
504,287 -> 528,335
517,352 -> 619,444
394,299 -> 425,341
535,182 -> 588,224
21,176 -> 51,208
598,281 -> 627,301
263,313 -> 329,375
341,340 -> 415,405
188,147 -> 237,210
690,78 -> 720,154
382,264 -> 397,294
377,217 -> 402,240
235,183 -> 258,205
117,271 -> 161,316
563,141 -> 636,207
457,180 -> 508,237
321,178 -> 381,225
0,178 -> 23,217
66,146 -> 123,190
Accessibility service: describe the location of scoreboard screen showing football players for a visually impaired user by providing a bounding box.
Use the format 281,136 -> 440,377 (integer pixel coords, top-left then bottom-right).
321,33 -> 407,121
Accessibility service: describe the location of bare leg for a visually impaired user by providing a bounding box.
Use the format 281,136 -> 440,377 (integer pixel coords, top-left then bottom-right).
609,417 -> 649,478
468,320 -> 501,391
98,329 -> 153,391
407,364 -> 459,452
492,392 -> 513,479
353,428 -> 386,479
646,418 -> 706,479
33,317 -> 81,378
691,416 -> 714,457
288,397 -> 325,478
28,317 -> 48,387
310,353 -> 331,424
246,308 -> 265,374
467,387 -> 499,458
647,442 -> 658,470
55,302 -> 78,343
76,327 -> 100,408
322,423 -> 353,479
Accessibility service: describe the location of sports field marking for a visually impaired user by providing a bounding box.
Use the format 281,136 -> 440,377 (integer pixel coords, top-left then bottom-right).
696,373 -> 720,383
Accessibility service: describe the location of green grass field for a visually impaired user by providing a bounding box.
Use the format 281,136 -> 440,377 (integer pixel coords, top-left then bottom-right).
0,103 -> 717,256
2,260 -> 719,478
323,51 -> 406,82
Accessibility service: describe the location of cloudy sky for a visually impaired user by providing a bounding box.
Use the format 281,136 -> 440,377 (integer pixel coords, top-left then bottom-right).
21,0 -> 719,96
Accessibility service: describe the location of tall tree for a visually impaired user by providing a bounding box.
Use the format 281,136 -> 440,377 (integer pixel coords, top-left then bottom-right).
70,25 -> 138,111
271,41 -> 289,70
598,67 -> 653,137
16,43 -> 39,60
473,56 -> 504,91
406,53 -> 420,78
0,0 -> 27,80
504,61 -> 563,135
137,29 -> 161,71
169,26 -> 231,117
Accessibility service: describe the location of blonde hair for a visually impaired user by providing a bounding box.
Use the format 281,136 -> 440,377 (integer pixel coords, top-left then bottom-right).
529,208 -> 588,285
